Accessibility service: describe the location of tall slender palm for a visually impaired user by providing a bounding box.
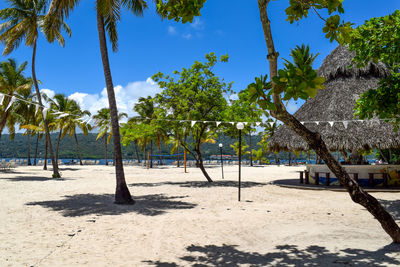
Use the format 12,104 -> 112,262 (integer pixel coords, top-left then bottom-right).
0,0 -> 71,178
46,0 -> 150,203
0,59 -> 31,138
93,108 -> 127,166
13,87 -> 37,165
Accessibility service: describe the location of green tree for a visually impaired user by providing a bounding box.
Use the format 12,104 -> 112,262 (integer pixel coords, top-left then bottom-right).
0,59 -> 31,138
93,108 -> 127,166
223,89 -> 266,166
153,53 -> 231,182
0,0 -> 71,178
251,0 -> 400,242
351,11 -> 400,129
46,0 -> 205,203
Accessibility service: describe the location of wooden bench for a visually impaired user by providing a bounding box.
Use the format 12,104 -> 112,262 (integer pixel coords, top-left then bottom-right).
368,172 -> 388,187
298,170 -> 310,184
314,172 -> 331,186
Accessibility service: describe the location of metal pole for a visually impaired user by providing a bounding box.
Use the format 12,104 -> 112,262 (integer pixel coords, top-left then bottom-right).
238,129 -> 242,202
220,147 -> 224,179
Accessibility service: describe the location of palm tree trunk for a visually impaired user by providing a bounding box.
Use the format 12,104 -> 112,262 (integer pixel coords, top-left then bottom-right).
97,10 -> 133,204
32,37 -> 60,177
44,133 -> 48,170
74,133 -> 83,165
56,129 -> 62,163
258,0 -> 400,242
150,140 -> 153,168
0,94 -> 14,138
34,134 -> 39,166
134,140 -> 140,163
104,135 -> 108,165
27,132 -> 31,166
177,143 -> 180,167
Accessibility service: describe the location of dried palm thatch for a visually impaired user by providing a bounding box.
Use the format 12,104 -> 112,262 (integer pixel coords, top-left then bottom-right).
269,46 -> 400,152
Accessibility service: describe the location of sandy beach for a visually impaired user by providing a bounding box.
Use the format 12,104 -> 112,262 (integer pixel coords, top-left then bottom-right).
1,164 -> 399,266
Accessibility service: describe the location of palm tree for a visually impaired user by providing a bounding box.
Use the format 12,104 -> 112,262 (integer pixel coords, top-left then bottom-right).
93,108 -> 127,166
12,87 -> 37,165
0,59 -> 32,138
46,0 -> 152,203
0,0 -> 71,178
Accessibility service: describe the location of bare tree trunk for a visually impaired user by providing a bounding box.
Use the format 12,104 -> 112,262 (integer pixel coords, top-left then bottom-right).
258,0 -> 400,242
34,134 -> 39,166
44,133 -> 48,170
74,133 -> 83,165
177,143 -> 180,167
97,9 -> 133,204
32,37 -> 60,178
194,146 -> 213,182
27,132 -> 31,166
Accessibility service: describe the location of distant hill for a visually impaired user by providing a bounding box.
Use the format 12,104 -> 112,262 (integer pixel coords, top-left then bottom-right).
0,133 -> 274,160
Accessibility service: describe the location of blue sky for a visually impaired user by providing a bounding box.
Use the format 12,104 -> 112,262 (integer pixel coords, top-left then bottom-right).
1,0 -> 399,117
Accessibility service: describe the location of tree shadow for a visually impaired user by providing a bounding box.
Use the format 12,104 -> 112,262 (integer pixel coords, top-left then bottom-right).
378,199 -> 400,221
144,243 -> 400,266
129,181 -> 266,188
0,176 -> 72,182
26,194 -> 196,217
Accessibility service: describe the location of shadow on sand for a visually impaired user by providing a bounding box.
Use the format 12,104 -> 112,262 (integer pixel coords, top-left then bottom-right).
0,176 -> 72,182
144,243 -> 400,266
129,181 -> 266,189
379,199 -> 400,221
26,193 -> 196,217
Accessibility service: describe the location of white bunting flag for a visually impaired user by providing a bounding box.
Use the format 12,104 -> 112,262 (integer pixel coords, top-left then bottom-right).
328,121 -> 334,127
315,121 -> 319,125
256,122 -> 261,127
191,121 -> 197,127
35,104 -> 40,115
216,121 -> 221,127
5,96 -> 15,112
343,121 -> 349,129
43,108 -> 48,120
230,122 -> 235,125
269,122 -> 274,127
203,121 -> 208,124
300,122 -> 305,125
0,93 -> 4,104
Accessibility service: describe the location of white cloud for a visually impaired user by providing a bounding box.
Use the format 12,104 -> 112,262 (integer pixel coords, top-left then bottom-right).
167,26 -> 177,35
182,33 -> 192,40
190,18 -> 204,30
67,78 -> 161,120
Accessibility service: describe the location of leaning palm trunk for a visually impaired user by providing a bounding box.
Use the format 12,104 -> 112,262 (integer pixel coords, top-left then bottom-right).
27,132 -> 31,166
32,37 -> 60,177
97,10 -> 133,204
258,0 -> 400,242
134,140 -> 140,163
74,133 -> 83,165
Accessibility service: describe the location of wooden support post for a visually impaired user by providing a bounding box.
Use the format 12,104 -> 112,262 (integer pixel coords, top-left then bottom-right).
147,151 -> 149,169
315,172 -> 319,185
305,170 -> 309,184
184,150 -> 187,173
326,172 -> 330,186
383,172 -> 388,187
368,173 -> 374,187
299,171 -> 304,184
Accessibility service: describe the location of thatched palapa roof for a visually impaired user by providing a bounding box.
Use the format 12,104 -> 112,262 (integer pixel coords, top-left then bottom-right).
268,46 -> 400,151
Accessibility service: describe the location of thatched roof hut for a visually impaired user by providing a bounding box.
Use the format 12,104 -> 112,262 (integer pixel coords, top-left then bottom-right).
268,46 -> 400,151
